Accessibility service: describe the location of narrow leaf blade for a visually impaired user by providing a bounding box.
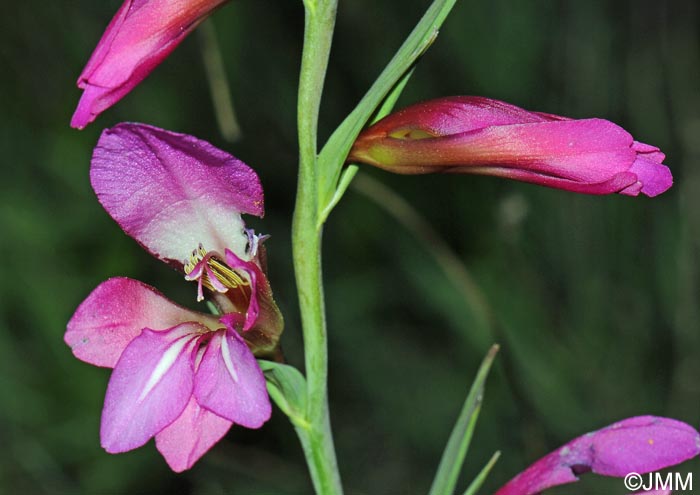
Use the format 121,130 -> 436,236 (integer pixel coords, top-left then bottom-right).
428,344 -> 500,495
370,67 -> 416,125
319,68 -> 416,224
318,0 -> 459,204
462,451 -> 501,495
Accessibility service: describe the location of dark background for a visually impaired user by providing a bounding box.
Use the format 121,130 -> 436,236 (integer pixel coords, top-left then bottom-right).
1,0 -> 699,493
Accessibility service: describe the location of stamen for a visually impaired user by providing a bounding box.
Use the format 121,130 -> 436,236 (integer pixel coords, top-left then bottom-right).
207,257 -> 248,288
183,244 -> 251,301
183,244 -> 208,276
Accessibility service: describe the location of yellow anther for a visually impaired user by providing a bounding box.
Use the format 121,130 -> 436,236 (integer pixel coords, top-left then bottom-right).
184,245 -> 250,295
207,257 -> 249,289
184,244 -> 208,275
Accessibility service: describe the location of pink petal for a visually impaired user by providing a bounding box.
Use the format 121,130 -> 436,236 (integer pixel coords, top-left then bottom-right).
368,96 -> 549,137
224,249 -> 260,331
71,0 -> 227,128
229,247 -> 285,357
632,140 -> 662,155
626,156 -> 673,197
194,330 -> 271,428
100,323 -> 204,453
91,123 -> 263,266
495,416 -> 700,495
65,277 -> 212,368
464,167 -> 640,196
155,397 -> 232,472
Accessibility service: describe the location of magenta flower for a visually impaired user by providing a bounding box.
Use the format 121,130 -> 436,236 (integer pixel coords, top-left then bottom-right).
65,123 -> 283,471
71,0 -> 228,129
495,416 -> 700,495
349,97 -> 672,197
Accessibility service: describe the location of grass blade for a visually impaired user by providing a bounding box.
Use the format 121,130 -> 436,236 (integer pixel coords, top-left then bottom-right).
462,451 -> 501,495
428,344 -> 500,495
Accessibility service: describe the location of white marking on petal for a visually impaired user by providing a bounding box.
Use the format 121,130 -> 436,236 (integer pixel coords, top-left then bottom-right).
220,334 -> 239,383
138,335 -> 194,402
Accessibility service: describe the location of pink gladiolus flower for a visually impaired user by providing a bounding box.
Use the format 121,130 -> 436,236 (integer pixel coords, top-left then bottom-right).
494,416 -> 700,495
65,123 -> 283,471
71,0 -> 228,129
348,97 -> 672,197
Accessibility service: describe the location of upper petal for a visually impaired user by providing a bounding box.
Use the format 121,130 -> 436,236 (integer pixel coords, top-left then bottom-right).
626,156 -> 673,197
100,323 -> 203,453
360,96 -> 551,139
586,416 -> 700,476
155,396 -> 232,472
91,123 -> 263,265
194,330 -> 271,428
495,416 -> 700,495
65,277 -> 213,368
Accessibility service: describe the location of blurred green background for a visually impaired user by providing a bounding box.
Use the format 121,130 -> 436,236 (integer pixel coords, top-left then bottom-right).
1,0 -> 699,493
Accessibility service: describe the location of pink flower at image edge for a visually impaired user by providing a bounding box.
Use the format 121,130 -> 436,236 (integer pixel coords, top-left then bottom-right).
495,416 -> 700,495
71,0 -> 228,129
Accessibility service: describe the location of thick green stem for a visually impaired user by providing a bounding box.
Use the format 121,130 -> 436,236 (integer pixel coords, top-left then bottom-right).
292,0 -> 343,494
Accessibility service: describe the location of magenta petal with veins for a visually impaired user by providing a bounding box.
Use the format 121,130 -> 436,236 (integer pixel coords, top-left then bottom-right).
100,324 -> 202,453
90,123 -> 263,265
194,329 -> 271,428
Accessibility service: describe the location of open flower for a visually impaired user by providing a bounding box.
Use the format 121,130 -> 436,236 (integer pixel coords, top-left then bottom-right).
65,123 -> 283,471
349,97 -> 672,197
71,0 -> 228,129
494,416 -> 700,495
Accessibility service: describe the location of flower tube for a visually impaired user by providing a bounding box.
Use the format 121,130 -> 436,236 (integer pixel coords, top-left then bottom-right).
349,97 -> 672,197
71,0 -> 228,129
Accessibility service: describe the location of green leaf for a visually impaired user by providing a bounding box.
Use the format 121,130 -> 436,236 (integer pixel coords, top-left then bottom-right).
317,0 -> 459,210
319,164 -> 358,224
370,67 -> 416,125
317,68 -> 416,225
461,451 -> 501,495
428,344 -> 500,495
258,360 -> 309,428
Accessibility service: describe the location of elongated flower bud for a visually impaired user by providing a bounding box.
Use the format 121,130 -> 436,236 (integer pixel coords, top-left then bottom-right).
71,0 -> 228,129
349,97 -> 672,197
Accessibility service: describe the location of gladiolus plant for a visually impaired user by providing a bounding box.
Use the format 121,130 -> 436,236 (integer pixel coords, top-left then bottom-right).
65,0 -> 695,493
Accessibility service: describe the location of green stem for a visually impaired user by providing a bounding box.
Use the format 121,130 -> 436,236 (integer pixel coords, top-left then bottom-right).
292,0 -> 342,494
